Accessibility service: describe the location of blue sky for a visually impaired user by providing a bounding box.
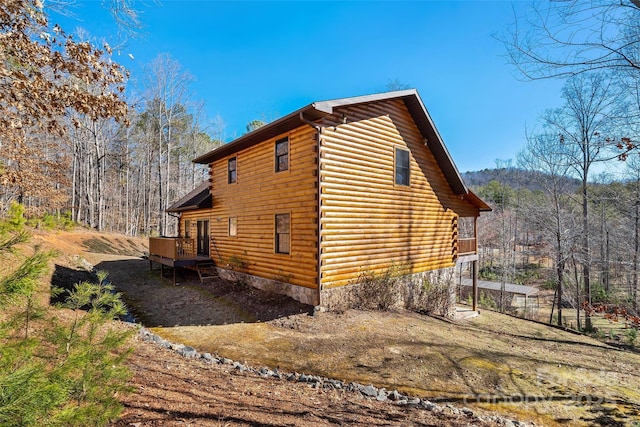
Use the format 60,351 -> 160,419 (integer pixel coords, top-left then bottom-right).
53,1 -> 566,173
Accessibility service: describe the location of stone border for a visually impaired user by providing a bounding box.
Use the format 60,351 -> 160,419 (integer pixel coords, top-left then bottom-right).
137,327 -> 533,427
79,255 -> 531,426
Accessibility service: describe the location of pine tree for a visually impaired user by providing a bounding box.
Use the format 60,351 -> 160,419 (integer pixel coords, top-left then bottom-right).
0,204 -> 132,426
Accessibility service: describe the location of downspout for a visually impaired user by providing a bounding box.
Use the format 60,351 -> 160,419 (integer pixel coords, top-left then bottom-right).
299,111 -> 323,307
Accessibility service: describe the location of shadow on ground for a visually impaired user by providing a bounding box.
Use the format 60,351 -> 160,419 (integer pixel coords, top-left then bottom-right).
93,258 -> 312,328
50,264 -> 96,305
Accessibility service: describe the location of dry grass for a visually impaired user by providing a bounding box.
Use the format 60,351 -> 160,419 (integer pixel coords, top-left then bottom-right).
35,229 -> 640,427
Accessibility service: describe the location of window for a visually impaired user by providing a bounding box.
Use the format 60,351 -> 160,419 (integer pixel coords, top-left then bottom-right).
275,213 -> 290,254
395,147 -> 410,186
275,137 -> 289,172
228,157 -> 237,184
184,220 -> 191,238
229,217 -> 237,237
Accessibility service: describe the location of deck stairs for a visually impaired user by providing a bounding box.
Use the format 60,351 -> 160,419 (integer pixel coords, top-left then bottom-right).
195,260 -> 218,283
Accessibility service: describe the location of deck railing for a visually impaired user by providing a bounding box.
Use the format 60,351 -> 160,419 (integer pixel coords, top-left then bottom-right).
149,237 -> 196,260
458,238 -> 477,255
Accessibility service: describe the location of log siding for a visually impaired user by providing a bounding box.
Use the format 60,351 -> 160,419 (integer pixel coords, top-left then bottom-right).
166,91 -> 490,305
318,99 -> 466,289
209,127 -> 318,289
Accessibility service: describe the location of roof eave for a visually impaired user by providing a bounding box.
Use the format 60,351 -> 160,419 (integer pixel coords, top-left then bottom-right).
191,89 -> 470,197
193,104 -> 326,164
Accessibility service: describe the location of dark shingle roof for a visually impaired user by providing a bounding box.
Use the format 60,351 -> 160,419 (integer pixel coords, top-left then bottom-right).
193,90 -> 467,195
166,181 -> 211,213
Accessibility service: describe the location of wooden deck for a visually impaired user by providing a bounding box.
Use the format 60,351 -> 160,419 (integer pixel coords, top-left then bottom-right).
148,237 -> 212,284
458,237 -> 477,256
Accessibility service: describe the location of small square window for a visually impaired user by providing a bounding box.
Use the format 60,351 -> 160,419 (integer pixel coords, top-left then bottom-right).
229,217 -> 237,237
275,137 -> 289,172
228,157 -> 237,184
275,213 -> 290,254
395,147 -> 410,186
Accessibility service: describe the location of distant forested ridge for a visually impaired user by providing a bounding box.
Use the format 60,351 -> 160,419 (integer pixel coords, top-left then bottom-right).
461,168 -> 581,193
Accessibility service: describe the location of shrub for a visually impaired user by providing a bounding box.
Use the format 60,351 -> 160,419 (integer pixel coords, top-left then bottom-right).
540,279 -> 557,291
404,274 -> 455,316
624,328 -> 637,347
592,284 -> 610,304
227,254 -> 248,285
26,211 -> 75,231
352,264 -> 406,310
352,264 -> 455,316
479,291 -> 497,310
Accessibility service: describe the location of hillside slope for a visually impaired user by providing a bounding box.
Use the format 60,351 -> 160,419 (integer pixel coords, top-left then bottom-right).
35,229 -> 640,426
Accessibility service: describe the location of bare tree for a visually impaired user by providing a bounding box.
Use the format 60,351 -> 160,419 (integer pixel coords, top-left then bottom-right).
139,54 -> 193,235
504,1 -> 640,80
541,73 -> 626,329
518,131 -> 578,326
0,0 -> 127,214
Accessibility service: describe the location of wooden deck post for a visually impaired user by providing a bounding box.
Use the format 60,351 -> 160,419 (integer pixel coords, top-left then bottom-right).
472,260 -> 478,312
472,216 -> 479,312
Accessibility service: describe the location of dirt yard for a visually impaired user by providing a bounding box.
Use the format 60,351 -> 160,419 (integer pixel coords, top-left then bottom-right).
37,230 -> 640,426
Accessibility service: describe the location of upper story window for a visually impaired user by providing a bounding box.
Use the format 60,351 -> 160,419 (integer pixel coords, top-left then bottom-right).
228,157 -> 237,184
275,137 -> 289,172
395,147 -> 410,186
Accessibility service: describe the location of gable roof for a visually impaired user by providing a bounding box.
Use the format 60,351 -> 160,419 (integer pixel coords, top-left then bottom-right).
464,190 -> 493,212
166,181 -> 212,213
193,89 -> 468,195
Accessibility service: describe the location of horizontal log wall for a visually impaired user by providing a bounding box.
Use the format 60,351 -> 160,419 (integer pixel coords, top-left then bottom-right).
318,99 -> 476,289
208,126 -> 319,289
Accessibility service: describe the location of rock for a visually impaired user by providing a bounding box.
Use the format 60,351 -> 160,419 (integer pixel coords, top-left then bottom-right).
376,390 -> 388,402
298,374 -> 311,383
298,373 -> 319,383
361,385 -> 378,398
178,346 -> 198,358
406,397 -> 421,407
347,382 -> 363,393
421,400 -> 437,411
388,390 -> 401,401
327,379 -> 343,389
287,373 -> 297,382
443,404 -> 460,416
201,353 -> 213,362
259,367 -> 273,377
222,358 -> 233,365
462,407 -> 474,417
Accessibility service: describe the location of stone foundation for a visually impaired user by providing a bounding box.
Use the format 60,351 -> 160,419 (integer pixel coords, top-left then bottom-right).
320,266 -> 458,316
216,268 -> 319,306
217,265 -> 458,316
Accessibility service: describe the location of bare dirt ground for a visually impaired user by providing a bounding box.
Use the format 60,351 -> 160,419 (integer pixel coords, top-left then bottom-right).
36,230 -> 640,426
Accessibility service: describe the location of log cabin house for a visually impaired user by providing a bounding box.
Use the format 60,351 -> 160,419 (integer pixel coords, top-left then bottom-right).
149,89 -> 491,311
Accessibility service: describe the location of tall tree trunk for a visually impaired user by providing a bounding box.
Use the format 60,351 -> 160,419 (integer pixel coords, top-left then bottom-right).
634,197 -> 639,311
582,175 -> 592,330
